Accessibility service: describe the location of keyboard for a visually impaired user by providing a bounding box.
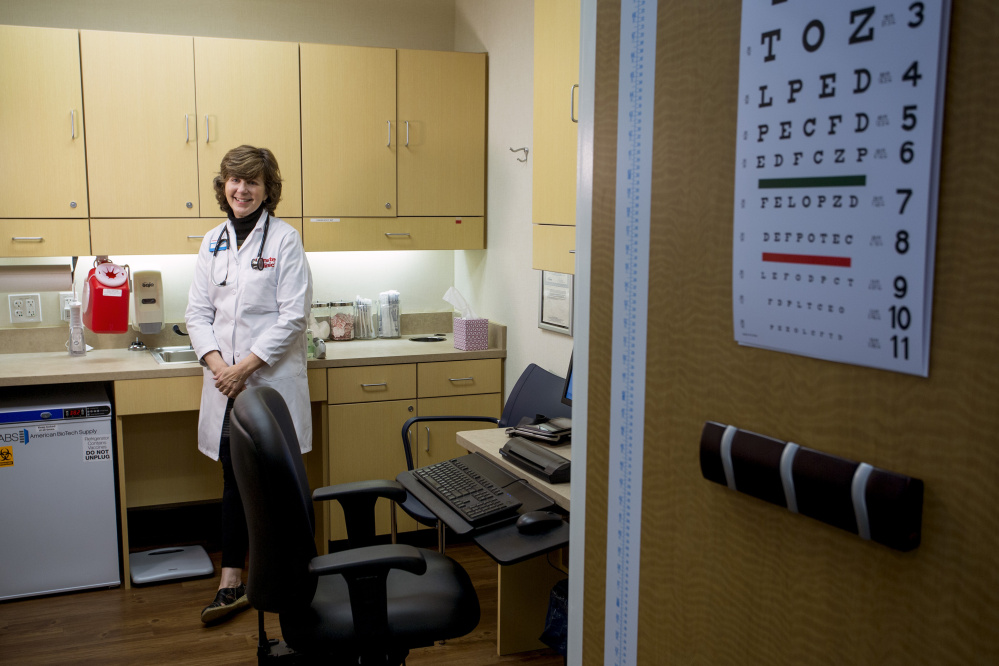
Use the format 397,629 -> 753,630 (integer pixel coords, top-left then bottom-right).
414,457 -> 523,526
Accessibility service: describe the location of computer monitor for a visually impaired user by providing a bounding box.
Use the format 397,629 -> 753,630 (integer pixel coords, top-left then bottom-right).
561,353 -> 573,407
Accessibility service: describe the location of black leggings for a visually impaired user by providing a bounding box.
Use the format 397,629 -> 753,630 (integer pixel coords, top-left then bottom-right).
218,399 -> 248,570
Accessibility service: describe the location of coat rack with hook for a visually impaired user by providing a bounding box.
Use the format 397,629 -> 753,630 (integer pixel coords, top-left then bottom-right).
509,147 -> 529,162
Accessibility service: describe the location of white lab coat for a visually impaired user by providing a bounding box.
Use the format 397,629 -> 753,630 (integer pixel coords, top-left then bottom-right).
185,212 -> 313,460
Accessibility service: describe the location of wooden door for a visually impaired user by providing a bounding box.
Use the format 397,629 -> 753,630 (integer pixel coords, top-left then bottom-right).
533,0 -> 580,227
416,394 -> 502,468
194,37 -> 302,218
396,50 -> 486,217
584,1 -> 999,663
301,43 -> 397,217
0,26 -> 88,218
81,30 -> 198,218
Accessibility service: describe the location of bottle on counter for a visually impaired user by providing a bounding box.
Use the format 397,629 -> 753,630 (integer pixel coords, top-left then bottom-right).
306,327 -> 315,359
68,300 -> 86,356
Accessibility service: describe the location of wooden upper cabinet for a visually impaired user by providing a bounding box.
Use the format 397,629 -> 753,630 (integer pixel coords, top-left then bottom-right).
80,30 -> 199,218
194,37 -> 302,218
301,45 -> 485,220
0,26 -> 88,218
301,44 -> 397,218
397,49 -> 486,217
533,0 -> 580,227
533,224 -> 575,274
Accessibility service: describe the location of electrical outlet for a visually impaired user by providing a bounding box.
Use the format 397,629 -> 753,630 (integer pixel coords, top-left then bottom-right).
59,291 -> 75,321
9,293 -> 42,323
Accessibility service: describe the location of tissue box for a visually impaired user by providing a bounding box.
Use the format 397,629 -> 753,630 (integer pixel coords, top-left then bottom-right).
453,317 -> 489,350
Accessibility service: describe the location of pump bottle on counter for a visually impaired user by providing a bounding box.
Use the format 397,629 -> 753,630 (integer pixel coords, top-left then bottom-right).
68,300 -> 86,356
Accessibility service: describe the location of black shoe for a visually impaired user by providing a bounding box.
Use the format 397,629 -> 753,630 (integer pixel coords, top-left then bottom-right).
200,583 -> 249,624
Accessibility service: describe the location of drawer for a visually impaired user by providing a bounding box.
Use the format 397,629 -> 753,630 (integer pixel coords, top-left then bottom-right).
0,219 -> 91,257
328,364 -> 416,404
114,376 -> 203,415
303,217 -> 484,251
417,359 -> 502,398
307,368 -> 327,402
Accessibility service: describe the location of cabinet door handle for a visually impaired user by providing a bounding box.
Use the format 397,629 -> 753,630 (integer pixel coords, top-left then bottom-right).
185,114 -> 190,142
448,377 -> 473,383
71,110 -> 76,139
12,237 -> 44,242
405,120 -> 410,147
570,84 -> 579,123
361,382 -> 387,388
187,235 -> 204,240
387,120 -> 392,147
384,233 -> 411,238
205,115 -> 210,143
425,425 -> 430,453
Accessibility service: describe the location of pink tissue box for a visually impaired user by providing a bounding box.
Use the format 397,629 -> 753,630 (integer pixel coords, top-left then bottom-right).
453,317 -> 489,350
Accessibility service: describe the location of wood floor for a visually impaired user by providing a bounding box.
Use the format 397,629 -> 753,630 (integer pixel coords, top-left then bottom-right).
0,543 -> 565,665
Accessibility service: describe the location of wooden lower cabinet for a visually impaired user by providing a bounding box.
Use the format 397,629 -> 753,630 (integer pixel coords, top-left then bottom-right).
328,399 -> 419,541
326,359 -> 502,543
415,394 -> 502,468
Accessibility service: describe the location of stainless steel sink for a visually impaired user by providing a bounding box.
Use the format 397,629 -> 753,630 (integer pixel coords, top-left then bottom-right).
150,346 -> 199,364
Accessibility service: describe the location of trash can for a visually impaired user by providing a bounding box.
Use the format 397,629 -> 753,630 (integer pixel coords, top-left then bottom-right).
539,577 -> 569,657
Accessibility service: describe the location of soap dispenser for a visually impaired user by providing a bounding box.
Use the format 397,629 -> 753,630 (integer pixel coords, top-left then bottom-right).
131,270 -> 164,334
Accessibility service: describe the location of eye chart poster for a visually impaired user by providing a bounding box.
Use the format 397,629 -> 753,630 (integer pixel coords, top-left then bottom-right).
732,1 -> 951,376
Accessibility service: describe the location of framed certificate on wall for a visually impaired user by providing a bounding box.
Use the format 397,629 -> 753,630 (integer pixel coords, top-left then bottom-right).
539,270 -> 574,335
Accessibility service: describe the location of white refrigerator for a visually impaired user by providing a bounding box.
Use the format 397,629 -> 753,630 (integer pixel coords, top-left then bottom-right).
0,383 -> 120,600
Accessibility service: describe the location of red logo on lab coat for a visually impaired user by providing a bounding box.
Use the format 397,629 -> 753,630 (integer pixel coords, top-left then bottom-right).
262,257 -> 276,268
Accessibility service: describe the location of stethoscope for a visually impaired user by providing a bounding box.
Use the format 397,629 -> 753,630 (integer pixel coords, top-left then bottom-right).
211,215 -> 270,287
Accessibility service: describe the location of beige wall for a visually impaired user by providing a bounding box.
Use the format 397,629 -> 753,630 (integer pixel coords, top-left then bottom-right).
0,0 -> 456,49
454,0 -> 574,393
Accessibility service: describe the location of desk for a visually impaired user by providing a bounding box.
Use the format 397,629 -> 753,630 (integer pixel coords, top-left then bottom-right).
456,429 -> 570,656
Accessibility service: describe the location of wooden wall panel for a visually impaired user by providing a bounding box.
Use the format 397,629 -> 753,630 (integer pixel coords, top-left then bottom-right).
581,1 -> 620,663
586,1 -> 999,664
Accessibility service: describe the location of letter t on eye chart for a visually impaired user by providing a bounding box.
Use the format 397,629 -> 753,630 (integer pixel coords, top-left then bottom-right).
731,0 -> 951,377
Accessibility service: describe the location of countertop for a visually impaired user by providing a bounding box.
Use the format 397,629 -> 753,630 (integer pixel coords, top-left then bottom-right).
0,334 -> 505,387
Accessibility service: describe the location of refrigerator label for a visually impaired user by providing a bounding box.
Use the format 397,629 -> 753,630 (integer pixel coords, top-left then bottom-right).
83,435 -> 111,463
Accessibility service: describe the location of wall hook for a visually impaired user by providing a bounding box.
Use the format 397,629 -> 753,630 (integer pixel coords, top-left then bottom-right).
510,147 -> 529,162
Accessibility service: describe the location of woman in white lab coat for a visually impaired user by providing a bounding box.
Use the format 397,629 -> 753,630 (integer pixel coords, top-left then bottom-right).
185,145 -> 313,624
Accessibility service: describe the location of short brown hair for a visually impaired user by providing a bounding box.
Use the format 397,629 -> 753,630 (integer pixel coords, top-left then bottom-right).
213,145 -> 283,215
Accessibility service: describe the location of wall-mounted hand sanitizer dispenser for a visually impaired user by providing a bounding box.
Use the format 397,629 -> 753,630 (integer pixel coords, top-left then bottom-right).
132,270 -> 164,334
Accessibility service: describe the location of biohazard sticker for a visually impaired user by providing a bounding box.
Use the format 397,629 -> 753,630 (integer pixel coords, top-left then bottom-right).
0,445 -> 12,467
83,435 -> 112,463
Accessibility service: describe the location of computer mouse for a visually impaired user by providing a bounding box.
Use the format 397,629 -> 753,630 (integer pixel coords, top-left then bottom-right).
515,510 -> 564,535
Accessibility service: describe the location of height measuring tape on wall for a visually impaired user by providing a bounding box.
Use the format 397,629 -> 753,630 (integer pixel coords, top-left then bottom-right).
604,1 -> 657,664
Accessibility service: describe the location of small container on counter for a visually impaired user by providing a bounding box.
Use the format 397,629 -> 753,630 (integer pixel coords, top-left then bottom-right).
311,301 -> 330,339
329,301 -> 355,341
354,296 -> 377,339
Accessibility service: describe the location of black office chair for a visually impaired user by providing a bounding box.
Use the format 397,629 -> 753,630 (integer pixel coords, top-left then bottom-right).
230,386 -> 481,666
398,363 -> 571,550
